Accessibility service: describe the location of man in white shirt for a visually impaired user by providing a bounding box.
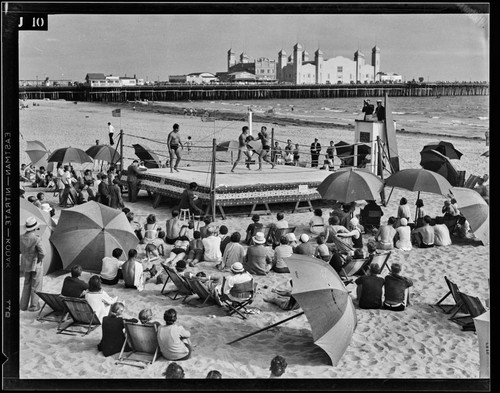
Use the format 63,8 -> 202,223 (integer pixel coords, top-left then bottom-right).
215,262 -> 253,302
108,122 -> 115,145
275,212 -> 289,229
100,248 -> 125,285
202,226 -> 222,263
433,216 -> 452,246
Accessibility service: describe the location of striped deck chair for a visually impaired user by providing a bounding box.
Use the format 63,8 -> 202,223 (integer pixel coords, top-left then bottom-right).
340,258 -> 367,286
434,276 -> 468,316
449,293 -> 487,331
372,251 -> 392,274
184,276 -> 217,307
160,263 -> 194,302
58,298 -> 100,336
35,292 -> 70,330
116,322 -> 159,368
330,235 -> 355,254
464,174 -> 481,189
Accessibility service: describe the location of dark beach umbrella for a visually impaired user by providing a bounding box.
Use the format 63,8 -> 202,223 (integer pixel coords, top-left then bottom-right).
335,141 -> 354,167
419,149 -> 460,186
47,147 -> 93,164
132,143 -> 161,168
286,254 -> 357,366
317,167 -> 384,203
422,141 -> 463,160
20,198 -> 62,275
85,144 -> 121,163
50,201 -> 139,273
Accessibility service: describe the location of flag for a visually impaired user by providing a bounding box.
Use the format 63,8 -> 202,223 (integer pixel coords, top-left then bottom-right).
112,109 -> 121,117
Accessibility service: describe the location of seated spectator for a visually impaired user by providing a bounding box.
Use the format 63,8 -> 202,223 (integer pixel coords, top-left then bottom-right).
202,226 -> 222,263
294,234 -> 315,257
383,263 -> 413,312
215,262 -> 253,301
219,232 -> 246,271
314,235 -> 330,262
20,163 -> 30,182
244,232 -> 273,275
164,236 -> 190,266
394,218 -> 412,251
442,200 -> 458,217
144,231 -> 166,262
455,216 -> 471,238
199,216 -> 214,239
186,231 -> 204,267
121,249 -> 155,291
414,199 -> 426,228
97,302 -> 138,357
286,233 -> 299,250
206,370 -> 222,379
309,208 -> 325,235
28,195 -> 42,209
337,217 -> 363,249
275,212 -> 289,229
328,244 -> 346,274
127,212 -> 143,242
100,248 -> 125,285
245,214 -> 264,244
179,220 -> 195,241
411,215 -> 435,248
61,265 -> 89,298
269,355 -> 288,378
143,213 -> 160,243
324,215 -> 349,243
272,235 -> 293,273
165,210 -> 182,245
36,192 -> 46,205
157,308 -> 192,361
375,217 -> 397,250
84,275 -> 118,323
355,262 -> 385,309
263,280 -> 300,311
396,197 -> 414,229
360,199 -> 384,233
474,175 -> 489,205
218,225 -> 231,255
163,362 -> 185,379
450,198 -> 460,215
433,216 -> 452,246
139,308 -> 161,327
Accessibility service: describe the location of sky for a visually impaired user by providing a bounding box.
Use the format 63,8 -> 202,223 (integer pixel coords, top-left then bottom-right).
18,11 -> 489,82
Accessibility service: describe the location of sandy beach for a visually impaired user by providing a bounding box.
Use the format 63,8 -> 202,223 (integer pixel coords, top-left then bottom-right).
18,99 -> 489,380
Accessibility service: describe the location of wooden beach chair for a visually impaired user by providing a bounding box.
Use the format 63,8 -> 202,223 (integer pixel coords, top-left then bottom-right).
434,276 -> 468,316
220,277 -> 257,320
160,263 -> 194,302
184,276 -> 217,307
330,235 -> 356,255
58,298 -> 100,336
35,292 -> 70,330
340,258 -> 366,286
372,251 -> 392,274
116,322 -> 159,368
449,293 -> 487,331
464,174 -> 481,189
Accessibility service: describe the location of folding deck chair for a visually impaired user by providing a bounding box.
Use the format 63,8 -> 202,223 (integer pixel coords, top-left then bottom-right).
116,322 -> 160,368
449,293 -> 487,331
35,292 -> 71,330
433,276 -> 468,317
58,298 -> 101,336
184,275 -> 217,307
372,251 -> 392,274
340,258 -> 367,286
464,174 -> 481,189
160,263 -> 194,302
219,277 -> 257,320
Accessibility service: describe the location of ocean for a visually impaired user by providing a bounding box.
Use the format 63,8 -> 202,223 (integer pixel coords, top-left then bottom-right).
158,95 -> 489,139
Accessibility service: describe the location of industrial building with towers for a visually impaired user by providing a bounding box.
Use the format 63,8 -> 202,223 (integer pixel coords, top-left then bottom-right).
227,43 -> 401,84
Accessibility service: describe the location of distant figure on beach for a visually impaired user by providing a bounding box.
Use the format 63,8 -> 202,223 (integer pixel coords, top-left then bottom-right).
231,126 -> 252,172
293,143 -> 300,166
355,262 -> 385,309
375,100 -> 386,121
107,122 -> 115,145
269,355 -> 288,378
310,138 -> 322,167
157,308 -> 192,361
126,159 -> 147,203
167,123 -> 184,173
383,263 -> 413,312
185,136 -> 193,153
256,126 -> 276,171
362,99 -> 375,120
485,130 -> 489,146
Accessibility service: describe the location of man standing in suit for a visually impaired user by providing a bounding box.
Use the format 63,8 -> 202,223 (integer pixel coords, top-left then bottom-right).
126,160 -> 147,203
310,138 -> 321,167
375,100 -> 386,121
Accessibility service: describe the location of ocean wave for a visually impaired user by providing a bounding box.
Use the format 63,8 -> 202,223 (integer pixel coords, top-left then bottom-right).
320,107 -> 346,113
430,116 -> 440,119
392,111 -> 406,115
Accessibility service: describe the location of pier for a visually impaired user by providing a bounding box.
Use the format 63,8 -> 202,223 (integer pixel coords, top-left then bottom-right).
19,82 -> 488,102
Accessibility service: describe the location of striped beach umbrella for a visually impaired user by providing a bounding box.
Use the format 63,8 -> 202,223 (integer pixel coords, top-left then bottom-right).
50,201 -> 139,272
286,254 -> 357,366
48,147 -> 93,164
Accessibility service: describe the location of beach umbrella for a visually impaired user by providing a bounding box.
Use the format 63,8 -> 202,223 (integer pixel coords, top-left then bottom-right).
449,187 -> 489,245
422,141 -> 463,160
26,140 -> 50,168
286,254 -> 357,366
385,168 -> 452,196
132,143 -> 161,168
317,167 -> 384,203
20,198 -> 62,275
419,149 -> 460,186
85,144 -> 121,163
47,147 -> 93,165
473,310 -> 490,378
50,201 -> 139,273
216,140 -> 239,152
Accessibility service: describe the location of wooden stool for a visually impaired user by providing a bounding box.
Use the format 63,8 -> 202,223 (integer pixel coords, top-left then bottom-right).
179,208 -> 192,221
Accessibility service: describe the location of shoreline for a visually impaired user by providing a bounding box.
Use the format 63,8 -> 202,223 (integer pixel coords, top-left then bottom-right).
99,101 -> 484,141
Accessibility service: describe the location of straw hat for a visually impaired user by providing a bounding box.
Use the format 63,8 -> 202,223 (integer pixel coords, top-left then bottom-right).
231,262 -> 245,274
252,232 -> 266,244
299,234 -> 310,243
25,216 -> 39,232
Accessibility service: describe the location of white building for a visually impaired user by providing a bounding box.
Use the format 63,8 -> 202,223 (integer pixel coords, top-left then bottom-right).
186,72 -> 218,84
